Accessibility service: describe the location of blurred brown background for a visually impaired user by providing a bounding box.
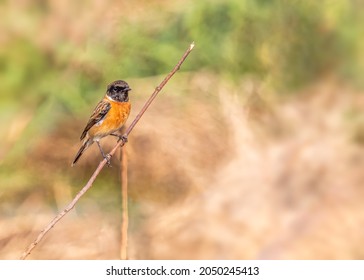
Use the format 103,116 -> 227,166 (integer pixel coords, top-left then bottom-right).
1,0 -> 364,259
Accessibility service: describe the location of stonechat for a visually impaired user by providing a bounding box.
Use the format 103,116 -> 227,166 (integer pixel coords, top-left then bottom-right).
72,80 -> 131,166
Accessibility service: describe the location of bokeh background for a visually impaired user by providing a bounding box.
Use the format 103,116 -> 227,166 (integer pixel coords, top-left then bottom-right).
1,0 -> 364,259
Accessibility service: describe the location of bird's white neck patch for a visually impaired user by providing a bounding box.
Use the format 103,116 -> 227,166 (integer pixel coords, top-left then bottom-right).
106,95 -> 115,102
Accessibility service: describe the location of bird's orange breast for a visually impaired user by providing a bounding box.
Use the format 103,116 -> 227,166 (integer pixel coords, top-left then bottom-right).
89,99 -> 131,139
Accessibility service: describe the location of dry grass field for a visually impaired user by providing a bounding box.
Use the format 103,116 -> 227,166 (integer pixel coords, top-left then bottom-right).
1,73 -> 364,259
1,0 -> 363,259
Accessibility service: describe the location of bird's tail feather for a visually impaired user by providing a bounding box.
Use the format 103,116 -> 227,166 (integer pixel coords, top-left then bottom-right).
71,138 -> 92,166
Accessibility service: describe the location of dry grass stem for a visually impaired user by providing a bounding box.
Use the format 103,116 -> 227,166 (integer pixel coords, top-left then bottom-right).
120,145 -> 128,260
19,42 -> 195,260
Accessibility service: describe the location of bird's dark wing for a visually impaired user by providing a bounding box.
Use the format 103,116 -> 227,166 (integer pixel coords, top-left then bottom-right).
80,99 -> 111,140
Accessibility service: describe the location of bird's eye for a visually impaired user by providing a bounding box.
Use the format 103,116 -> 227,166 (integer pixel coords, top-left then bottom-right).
114,86 -> 121,92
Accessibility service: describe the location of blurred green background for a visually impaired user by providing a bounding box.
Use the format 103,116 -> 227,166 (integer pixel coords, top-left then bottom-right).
1,0 -> 364,259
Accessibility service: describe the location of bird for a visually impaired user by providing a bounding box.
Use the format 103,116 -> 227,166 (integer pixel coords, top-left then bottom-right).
71,80 -> 131,166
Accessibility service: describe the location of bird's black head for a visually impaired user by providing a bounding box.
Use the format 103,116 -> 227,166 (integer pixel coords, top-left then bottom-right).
106,80 -> 131,102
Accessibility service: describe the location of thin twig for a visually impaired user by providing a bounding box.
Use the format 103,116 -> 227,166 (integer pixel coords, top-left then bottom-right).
120,145 -> 128,260
123,42 -> 195,138
20,42 -> 195,260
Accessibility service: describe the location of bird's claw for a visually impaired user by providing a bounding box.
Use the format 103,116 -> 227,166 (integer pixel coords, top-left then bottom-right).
120,134 -> 128,143
105,154 -> 112,167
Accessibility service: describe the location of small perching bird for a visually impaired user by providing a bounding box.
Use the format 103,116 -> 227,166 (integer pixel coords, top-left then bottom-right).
71,80 -> 131,166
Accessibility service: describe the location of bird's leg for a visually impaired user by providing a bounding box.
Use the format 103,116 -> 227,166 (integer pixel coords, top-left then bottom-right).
110,133 -> 128,143
96,141 -> 111,167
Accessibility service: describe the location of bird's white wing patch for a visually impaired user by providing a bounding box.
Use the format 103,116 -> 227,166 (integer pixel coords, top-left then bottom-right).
95,117 -> 106,126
